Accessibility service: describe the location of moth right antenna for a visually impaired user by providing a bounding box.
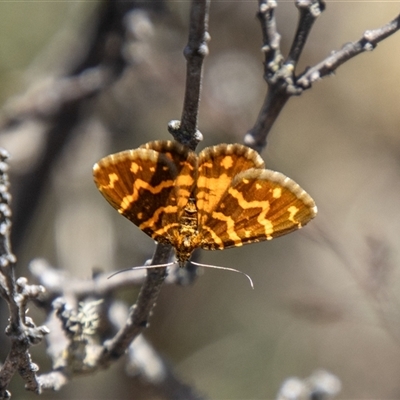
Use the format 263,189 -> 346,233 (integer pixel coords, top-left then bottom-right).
190,261 -> 254,289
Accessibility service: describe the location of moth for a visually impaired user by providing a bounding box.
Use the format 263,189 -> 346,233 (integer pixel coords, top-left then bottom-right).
93,140 -> 317,269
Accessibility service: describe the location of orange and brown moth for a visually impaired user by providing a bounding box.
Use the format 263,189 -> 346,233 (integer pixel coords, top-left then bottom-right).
93,141 -> 317,266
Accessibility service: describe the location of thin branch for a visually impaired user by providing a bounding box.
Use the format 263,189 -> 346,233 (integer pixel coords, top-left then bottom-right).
244,84 -> 291,152
245,0 -> 325,152
0,151 -> 48,398
286,0 -> 325,67
99,243 -> 170,366
0,149 -> 16,310
257,0 -> 283,79
99,3 -> 211,366
168,0 -> 210,150
110,0 -> 211,365
245,4 -> 399,153
297,13 -> 400,89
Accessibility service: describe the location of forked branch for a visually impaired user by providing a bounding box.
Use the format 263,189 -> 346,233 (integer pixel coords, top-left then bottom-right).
245,2 -> 400,152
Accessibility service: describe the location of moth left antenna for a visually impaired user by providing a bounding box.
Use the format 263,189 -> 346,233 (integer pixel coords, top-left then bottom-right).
108,262 -> 176,279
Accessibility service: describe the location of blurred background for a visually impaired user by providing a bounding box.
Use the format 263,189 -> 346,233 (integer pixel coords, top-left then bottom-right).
0,1 -> 400,399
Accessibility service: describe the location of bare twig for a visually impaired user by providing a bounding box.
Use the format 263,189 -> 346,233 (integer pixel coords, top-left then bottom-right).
245,0 -> 325,152
168,0 -> 210,150
257,0 -> 283,80
99,243 -> 170,366
112,0 -> 211,366
286,0 -> 325,67
98,0 -> 211,378
245,4 -> 399,153
297,13 -> 400,89
0,151 -> 49,398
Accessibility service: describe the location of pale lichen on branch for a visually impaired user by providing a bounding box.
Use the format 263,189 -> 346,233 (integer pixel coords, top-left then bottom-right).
0,150 -> 49,398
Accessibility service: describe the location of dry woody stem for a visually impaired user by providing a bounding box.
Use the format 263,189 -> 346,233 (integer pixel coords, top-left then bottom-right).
168,0 -> 210,151
0,151 -> 48,398
245,1 -> 400,152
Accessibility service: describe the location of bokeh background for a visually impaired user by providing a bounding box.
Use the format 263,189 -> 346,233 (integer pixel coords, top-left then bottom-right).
1,2 -> 400,399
